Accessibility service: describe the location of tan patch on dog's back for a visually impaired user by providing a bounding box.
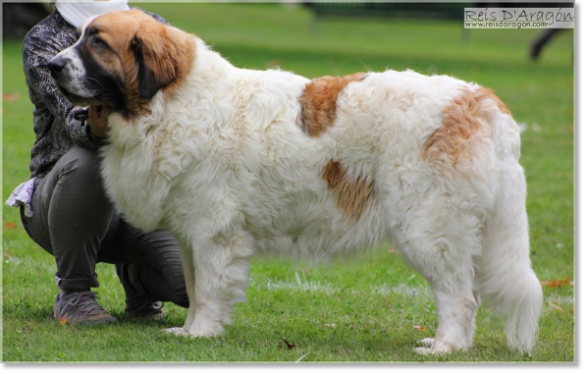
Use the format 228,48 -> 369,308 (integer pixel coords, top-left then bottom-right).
474,87 -> 511,116
298,73 -> 367,137
322,160 -> 375,221
422,87 -> 512,163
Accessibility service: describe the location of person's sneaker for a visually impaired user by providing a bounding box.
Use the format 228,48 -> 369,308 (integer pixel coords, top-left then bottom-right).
125,300 -> 165,320
53,291 -> 117,326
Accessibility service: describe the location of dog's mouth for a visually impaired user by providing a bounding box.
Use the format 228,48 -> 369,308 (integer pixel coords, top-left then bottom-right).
55,82 -> 113,108
56,86 -> 92,107
49,62 -> 108,107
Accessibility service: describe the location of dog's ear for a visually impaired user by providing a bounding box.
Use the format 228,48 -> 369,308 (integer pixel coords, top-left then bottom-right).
132,21 -> 196,101
131,30 -> 177,100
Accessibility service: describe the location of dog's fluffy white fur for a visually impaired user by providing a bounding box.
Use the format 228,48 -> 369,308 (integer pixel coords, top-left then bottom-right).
53,11 -> 542,355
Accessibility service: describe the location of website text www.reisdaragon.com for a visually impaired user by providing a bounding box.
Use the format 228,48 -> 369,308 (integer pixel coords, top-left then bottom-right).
464,21 -> 551,29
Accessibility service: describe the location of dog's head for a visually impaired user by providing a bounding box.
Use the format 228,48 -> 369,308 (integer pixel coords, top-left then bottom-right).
48,9 -> 195,116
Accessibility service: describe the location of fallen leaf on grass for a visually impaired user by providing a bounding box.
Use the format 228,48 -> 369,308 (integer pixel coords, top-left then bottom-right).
548,301 -> 565,313
4,221 -> 18,230
5,249 -> 12,259
413,325 -> 427,331
282,338 -> 297,349
541,277 -> 571,287
3,93 -> 20,102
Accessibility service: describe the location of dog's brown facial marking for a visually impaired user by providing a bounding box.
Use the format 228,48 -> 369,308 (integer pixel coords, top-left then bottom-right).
78,9 -> 196,116
422,87 -> 512,164
322,160 -> 375,221
298,73 -> 367,137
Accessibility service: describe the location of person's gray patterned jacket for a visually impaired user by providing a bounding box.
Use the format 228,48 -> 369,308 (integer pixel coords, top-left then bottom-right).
22,9 -> 166,178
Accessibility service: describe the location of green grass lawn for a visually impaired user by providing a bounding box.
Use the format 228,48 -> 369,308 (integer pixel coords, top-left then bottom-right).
2,3 -> 574,362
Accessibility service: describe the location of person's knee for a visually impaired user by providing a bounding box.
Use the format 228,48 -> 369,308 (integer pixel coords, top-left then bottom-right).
45,146 -> 114,221
59,146 -> 102,180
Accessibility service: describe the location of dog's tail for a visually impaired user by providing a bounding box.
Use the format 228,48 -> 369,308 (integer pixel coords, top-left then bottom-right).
478,152 -> 543,353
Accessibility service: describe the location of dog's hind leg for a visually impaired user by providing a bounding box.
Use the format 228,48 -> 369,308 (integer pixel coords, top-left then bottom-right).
395,196 -> 483,355
182,230 -> 255,338
414,275 -> 480,355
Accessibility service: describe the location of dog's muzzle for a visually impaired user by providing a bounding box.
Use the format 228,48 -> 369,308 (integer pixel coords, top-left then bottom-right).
47,51 -> 96,106
47,56 -> 67,77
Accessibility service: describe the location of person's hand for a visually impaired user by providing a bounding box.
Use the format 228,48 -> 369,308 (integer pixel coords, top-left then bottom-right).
88,105 -> 112,138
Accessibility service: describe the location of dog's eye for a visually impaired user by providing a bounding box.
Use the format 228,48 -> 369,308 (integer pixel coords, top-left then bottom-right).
91,37 -> 108,49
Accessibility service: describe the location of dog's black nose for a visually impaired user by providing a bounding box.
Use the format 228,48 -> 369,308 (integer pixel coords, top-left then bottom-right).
47,57 -> 66,75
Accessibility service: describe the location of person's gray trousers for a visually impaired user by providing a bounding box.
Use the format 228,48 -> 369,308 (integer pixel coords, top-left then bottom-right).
20,145 -> 188,307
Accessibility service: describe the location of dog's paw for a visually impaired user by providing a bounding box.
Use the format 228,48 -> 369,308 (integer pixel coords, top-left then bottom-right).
417,338 -> 435,347
185,322 -> 224,338
414,338 -> 436,355
413,346 -> 452,355
413,339 -> 458,355
413,347 -> 435,355
162,327 -> 195,338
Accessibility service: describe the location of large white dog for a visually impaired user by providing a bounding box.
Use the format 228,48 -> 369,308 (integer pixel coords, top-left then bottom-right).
48,9 -> 542,354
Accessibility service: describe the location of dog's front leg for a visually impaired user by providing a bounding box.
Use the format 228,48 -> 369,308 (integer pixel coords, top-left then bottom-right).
166,230 -> 255,338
